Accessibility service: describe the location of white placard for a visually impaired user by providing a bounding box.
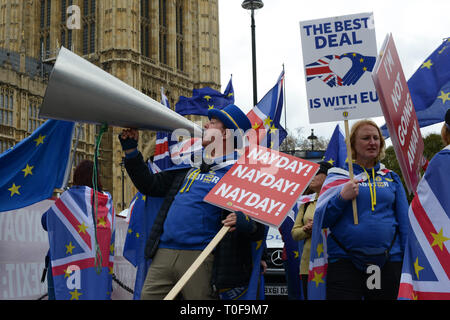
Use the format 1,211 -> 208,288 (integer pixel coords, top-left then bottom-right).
300,12 -> 383,123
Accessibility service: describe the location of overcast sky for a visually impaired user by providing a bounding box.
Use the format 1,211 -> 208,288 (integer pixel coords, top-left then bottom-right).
218,0 -> 450,143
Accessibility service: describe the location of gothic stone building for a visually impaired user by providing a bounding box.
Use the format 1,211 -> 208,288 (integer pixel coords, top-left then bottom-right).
0,0 -> 221,211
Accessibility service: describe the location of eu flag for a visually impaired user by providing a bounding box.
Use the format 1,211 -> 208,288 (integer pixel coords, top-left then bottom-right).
175,77 -> 234,116
323,124 -> 347,169
123,190 -> 164,299
0,119 -> 74,212
381,38 -> 450,137
279,211 -> 303,300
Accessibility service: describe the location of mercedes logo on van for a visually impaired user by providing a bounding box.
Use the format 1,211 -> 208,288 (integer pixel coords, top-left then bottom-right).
270,249 -> 283,267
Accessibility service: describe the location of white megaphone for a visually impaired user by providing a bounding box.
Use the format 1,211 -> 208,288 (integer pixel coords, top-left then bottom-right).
39,46 -> 202,136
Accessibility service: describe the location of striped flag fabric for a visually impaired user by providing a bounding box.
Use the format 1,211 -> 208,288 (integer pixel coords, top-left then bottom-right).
398,145 -> 450,300
305,55 -> 343,88
307,168 -> 366,300
152,88 -> 176,172
45,186 -> 115,300
246,71 -> 287,149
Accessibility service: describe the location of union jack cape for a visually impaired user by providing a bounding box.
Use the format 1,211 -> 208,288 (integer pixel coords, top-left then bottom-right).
398,145 -> 450,300
45,186 -> 115,300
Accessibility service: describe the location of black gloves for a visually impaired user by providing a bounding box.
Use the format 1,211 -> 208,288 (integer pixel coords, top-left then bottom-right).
118,133 -> 138,151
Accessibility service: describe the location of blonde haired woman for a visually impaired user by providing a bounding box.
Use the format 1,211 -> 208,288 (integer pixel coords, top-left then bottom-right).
322,119 -> 409,300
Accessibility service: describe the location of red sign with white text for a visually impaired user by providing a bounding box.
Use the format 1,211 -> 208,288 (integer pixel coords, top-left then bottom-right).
372,34 -> 424,194
204,145 -> 319,228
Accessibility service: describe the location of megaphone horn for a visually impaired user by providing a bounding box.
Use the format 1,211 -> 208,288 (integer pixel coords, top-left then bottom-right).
39,46 -> 202,136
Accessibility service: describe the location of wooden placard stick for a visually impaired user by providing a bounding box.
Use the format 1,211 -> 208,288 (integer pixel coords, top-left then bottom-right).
164,225 -> 230,300
344,120 -> 358,225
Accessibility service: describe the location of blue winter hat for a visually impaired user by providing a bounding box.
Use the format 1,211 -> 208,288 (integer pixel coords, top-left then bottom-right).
208,104 -> 252,132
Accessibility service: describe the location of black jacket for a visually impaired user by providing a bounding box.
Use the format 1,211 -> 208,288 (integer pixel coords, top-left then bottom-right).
124,152 -> 193,259
211,212 -> 265,290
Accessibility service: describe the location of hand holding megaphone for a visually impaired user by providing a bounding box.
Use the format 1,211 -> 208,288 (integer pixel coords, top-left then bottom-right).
119,128 -> 139,153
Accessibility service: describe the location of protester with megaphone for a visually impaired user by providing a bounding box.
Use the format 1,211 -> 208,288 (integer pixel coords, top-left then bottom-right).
119,104 -> 265,300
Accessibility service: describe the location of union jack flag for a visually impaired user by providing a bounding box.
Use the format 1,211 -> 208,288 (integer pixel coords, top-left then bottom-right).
305,55 -> 343,88
169,137 -> 203,166
151,88 -> 177,172
45,186 -> 115,300
307,168 -> 367,299
246,71 -> 287,149
398,146 -> 450,300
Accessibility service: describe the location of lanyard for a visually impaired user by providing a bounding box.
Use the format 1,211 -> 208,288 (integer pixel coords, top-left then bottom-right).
362,167 -> 377,211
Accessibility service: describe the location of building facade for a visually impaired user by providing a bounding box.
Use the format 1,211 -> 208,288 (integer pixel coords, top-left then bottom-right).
0,0 -> 221,211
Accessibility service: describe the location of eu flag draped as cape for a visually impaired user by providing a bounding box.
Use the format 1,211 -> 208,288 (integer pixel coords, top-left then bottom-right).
0,119 -> 74,212
381,38 -> 450,137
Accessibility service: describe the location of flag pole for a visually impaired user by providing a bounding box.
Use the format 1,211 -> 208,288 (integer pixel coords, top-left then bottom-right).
344,120 -> 358,225
164,225 -> 230,300
282,64 -> 287,131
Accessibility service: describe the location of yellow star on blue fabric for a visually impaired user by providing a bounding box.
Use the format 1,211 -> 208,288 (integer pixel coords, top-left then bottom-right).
311,271 -> 324,287
269,123 -> 277,134
437,90 -> 450,104
66,242 -> 75,255
414,257 -> 424,279
22,164 -> 34,177
34,134 -> 46,146
421,59 -> 433,69
8,183 -> 21,197
264,117 -> 272,126
316,243 -> 324,257
69,289 -> 82,300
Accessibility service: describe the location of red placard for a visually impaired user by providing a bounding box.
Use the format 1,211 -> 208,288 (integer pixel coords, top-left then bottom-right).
204,145 -> 319,228
372,34 -> 424,194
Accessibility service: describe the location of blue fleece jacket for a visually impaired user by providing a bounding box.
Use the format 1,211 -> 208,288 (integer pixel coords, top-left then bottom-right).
158,154 -> 237,251
322,162 -> 409,262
